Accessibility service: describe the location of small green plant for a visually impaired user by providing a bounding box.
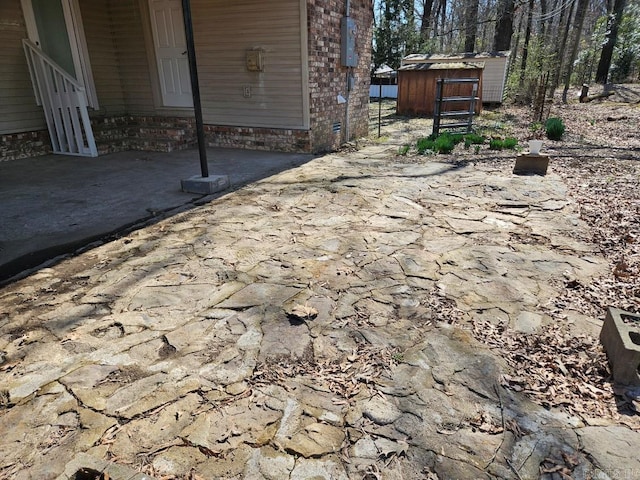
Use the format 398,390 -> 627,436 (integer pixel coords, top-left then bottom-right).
474,145 -> 481,154
464,133 -> 485,145
398,144 -> 410,155
488,137 -> 518,150
529,121 -> 544,139
414,132 -> 484,154
545,117 -> 565,140
434,134 -> 455,153
449,133 -> 465,144
503,137 -> 518,149
416,137 -> 435,154
489,138 -> 504,150
392,352 -> 404,362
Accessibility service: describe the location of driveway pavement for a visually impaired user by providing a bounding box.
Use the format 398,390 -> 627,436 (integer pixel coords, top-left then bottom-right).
0,148 -> 312,283
1,133 -> 638,479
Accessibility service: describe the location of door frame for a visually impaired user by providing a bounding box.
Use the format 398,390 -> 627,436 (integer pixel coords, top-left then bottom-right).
21,0 -> 99,108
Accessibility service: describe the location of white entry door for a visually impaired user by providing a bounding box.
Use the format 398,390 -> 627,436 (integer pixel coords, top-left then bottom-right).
149,0 -> 193,108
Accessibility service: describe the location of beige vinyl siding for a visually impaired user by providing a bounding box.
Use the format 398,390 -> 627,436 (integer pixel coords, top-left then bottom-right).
79,0 -> 125,115
192,0 -> 306,129
0,0 -> 46,134
479,58 -> 508,103
110,0 -> 156,115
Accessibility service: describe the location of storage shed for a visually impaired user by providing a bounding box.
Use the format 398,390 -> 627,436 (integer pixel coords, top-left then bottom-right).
396,62 -> 484,116
402,51 -> 510,103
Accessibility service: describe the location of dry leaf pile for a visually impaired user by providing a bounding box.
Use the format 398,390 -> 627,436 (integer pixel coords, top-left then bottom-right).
471,318 -> 640,425
251,343 -> 399,400
539,451 -> 580,480
554,156 -> 640,316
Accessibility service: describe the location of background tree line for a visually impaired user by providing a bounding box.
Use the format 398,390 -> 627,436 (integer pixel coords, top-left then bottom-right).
373,0 -> 640,100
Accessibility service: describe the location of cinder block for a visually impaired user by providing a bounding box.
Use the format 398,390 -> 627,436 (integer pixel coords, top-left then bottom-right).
600,307 -> 640,386
513,153 -> 549,175
181,174 -> 229,195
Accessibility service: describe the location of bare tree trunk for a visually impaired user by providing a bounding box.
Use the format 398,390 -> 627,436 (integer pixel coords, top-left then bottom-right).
595,0 -> 627,83
420,0 -> 435,39
539,0 -> 548,38
550,0 -> 576,92
439,0 -> 447,50
508,7 -> 525,78
493,0 -> 516,51
562,0 -> 591,103
464,0 -> 479,52
519,0 -> 535,86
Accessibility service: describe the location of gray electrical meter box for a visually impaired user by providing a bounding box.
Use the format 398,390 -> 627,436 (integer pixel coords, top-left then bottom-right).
341,17 -> 358,67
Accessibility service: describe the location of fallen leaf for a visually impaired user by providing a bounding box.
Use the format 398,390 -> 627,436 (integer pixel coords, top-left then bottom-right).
289,303 -> 318,320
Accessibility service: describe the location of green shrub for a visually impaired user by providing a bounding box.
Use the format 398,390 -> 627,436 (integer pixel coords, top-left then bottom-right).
545,117 -> 565,140
434,135 -> 455,154
449,133 -> 465,145
416,137 -> 435,154
488,137 -> 518,150
489,138 -> 504,150
503,137 -> 518,149
464,133 -> 485,145
415,132 -> 483,154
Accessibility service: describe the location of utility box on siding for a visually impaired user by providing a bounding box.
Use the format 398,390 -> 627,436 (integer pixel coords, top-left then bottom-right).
401,51 -> 510,104
396,62 -> 484,117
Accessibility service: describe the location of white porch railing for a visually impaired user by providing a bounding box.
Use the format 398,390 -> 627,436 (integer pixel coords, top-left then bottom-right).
23,39 -> 97,157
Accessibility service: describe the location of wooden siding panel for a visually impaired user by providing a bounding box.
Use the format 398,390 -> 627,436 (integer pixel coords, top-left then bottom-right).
0,0 -> 46,134
192,0 -> 305,129
397,67 -> 483,117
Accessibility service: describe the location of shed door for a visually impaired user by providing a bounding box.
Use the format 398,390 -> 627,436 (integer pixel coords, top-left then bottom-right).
149,0 -> 193,108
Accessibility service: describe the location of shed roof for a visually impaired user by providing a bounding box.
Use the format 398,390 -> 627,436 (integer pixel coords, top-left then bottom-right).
397,61 -> 485,72
402,51 -> 510,63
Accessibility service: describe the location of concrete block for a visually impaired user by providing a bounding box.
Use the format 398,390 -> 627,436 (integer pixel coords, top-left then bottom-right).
181,174 -> 229,195
600,307 -> 640,386
513,153 -> 549,175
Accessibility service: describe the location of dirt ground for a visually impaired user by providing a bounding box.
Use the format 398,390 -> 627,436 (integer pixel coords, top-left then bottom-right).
366,84 -> 640,424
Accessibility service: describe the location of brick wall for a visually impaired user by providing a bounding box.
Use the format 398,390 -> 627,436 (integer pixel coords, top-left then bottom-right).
1,131 -> 51,161
307,0 -> 373,152
0,116 -> 312,160
204,126 -> 311,153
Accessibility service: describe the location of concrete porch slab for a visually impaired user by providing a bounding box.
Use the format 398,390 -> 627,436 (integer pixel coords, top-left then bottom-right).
0,147 -> 312,283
